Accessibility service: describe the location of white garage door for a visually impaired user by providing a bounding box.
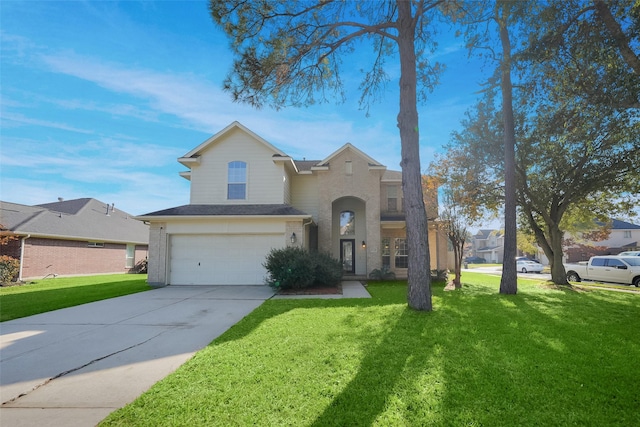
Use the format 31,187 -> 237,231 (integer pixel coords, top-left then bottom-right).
169,234 -> 283,285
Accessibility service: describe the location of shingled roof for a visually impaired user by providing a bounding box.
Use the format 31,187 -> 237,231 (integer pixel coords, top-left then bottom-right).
0,198 -> 148,244
138,204 -> 310,218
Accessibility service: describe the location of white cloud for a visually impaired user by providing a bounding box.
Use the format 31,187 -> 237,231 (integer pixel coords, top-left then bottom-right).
1,112 -> 95,134
38,51 -> 405,166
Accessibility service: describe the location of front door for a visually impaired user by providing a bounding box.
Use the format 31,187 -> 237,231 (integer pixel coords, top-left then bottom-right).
341,239 -> 355,274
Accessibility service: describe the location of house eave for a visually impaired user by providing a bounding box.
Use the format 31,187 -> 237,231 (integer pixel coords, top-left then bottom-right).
134,214 -> 313,222
178,156 -> 201,167
3,231 -> 148,245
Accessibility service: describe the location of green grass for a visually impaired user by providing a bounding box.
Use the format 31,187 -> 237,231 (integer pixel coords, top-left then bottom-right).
101,273 -> 640,426
0,274 -> 151,321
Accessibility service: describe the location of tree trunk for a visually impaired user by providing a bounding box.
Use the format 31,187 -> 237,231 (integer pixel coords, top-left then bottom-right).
498,4 -> 518,295
548,224 -> 569,285
454,241 -> 462,289
397,0 -> 432,311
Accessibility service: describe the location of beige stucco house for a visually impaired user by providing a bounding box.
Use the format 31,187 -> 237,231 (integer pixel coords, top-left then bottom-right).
138,121 -> 448,286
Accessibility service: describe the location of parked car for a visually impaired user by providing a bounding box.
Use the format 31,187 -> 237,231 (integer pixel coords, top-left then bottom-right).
516,260 -> 543,273
564,256 -> 640,287
618,251 -> 640,256
516,256 -> 541,264
465,256 -> 486,264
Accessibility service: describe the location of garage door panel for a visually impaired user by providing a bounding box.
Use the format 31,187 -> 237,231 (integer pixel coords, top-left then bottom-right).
169,234 -> 282,285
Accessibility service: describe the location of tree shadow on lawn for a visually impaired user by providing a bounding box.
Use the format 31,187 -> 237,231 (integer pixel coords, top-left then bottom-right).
310,284 -> 640,426
206,281 -> 639,426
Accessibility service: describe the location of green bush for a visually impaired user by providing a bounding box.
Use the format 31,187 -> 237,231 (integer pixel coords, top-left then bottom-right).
0,255 -> 20,284
430,269 -> 449,281
368,266 -> 396,281
311,252 -> 343,287
263,247 -> 342,290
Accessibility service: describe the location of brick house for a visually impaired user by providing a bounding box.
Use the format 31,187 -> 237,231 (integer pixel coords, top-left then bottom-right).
0,198 -> 148,280
563,219 -> 640,262
138,121 -> 448,286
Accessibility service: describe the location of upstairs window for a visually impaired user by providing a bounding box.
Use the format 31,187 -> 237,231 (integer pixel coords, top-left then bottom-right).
387,185 -> 398,212
340,211 -> 355,235
228,161 -> 246,200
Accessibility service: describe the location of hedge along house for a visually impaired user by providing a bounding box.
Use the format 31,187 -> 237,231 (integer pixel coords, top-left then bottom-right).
0,198 -> 149,281
137,121 -> 449,287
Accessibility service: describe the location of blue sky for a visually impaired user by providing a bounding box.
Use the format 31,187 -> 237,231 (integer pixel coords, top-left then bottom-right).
1,1 -> 491,216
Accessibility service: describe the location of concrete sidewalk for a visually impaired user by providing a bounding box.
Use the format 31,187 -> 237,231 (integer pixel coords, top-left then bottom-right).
272,280 -> 371,299
0,285 -> 275,427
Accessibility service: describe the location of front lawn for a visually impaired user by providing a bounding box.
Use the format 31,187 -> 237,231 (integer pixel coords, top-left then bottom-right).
101,273 -> 640,426
0,274 -> 151,321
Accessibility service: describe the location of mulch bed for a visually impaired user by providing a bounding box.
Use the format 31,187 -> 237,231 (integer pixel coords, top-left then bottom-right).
277,283 -> 343,295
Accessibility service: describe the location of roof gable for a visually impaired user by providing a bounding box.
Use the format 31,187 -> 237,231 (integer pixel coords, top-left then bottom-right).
316,143 -> 385,169
179,121 -> 288,167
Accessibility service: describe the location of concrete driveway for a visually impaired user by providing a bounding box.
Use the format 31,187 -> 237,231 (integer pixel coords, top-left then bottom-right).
0,285 -> 275,427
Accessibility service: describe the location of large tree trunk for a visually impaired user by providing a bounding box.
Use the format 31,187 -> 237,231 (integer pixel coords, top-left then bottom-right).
397,0 -> 432,311
498,5 -> 518,295
547,224 -> 569,285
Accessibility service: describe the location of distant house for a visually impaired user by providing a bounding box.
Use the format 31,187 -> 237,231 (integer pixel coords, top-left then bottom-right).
471,229 -> 504,263
564,219 -> 640,262
0,198 -> 148,281
138,121 -> 448,286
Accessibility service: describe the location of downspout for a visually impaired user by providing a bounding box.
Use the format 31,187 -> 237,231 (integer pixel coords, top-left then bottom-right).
302,218 -> 313,249
19,234 -> 30,282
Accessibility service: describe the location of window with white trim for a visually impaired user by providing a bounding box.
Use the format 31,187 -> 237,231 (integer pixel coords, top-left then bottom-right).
228,161 -> 247,200
388,185 -> 398,212
382,238 -> 390,268
126,244 -> 135,268
395,238 -> 408,268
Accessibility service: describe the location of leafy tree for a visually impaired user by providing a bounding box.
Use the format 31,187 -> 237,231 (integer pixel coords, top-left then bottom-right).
440,191 -> 470,289
209,0 -> 458,311
439,0 -> 639,285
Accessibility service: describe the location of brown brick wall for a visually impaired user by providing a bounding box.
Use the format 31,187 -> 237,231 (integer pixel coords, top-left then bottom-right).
20,238 -> 148,279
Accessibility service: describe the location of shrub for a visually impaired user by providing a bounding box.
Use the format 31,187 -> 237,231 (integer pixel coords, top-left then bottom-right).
431,269 -> 449,282
312,252 -> 343,287
0,255 -> 20,284
131,258 -> 148,274
368,266 -> 396,281
264,247 -> 342,290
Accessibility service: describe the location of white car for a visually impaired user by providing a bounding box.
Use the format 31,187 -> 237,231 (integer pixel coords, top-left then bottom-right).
517,260 -> 543,273
618,251 -> 640,256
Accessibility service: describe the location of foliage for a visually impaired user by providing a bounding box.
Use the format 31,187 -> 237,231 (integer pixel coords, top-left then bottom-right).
439,0 -> 640,286
0,255 -> 20,284
102,274 -> 640,426
516,229 -> 539,256
264,247 -> 342,290
437,188 -> 472,289
311,251 -> 343,287
430,269 -> 449,281
0,274 -> 151,322
368,266 -> 396,281
131,258 -> 148,274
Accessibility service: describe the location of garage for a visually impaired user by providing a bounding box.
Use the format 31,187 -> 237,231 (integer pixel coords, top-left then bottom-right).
169,234 -> 284,285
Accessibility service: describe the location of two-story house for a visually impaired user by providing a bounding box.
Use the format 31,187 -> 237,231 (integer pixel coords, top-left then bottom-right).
564,218 -> 640,262
471,229 -> 504,263
138,121 -> 448,286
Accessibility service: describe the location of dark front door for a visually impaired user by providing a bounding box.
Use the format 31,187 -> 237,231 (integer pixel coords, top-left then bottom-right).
341,239 -> 355,274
